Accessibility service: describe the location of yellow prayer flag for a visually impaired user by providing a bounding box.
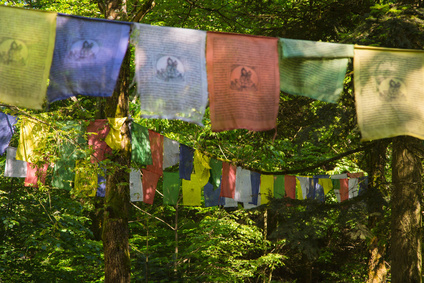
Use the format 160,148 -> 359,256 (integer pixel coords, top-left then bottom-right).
16,118 -> 48,163
318,178 -> 333,195
260,174 -> 274,204
182,174 -> 202,206
193,150 -> 211,184
105,117 -> 127,150
74,160 -> 98,197
0,6 -> 56,109
296,178 -> 303,200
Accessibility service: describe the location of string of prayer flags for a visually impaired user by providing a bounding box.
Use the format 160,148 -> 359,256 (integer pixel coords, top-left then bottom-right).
24,163 -> 48,188
163,172 -> 180,205
250,171 -> 261,206
87,119 -> 112,164
0,112 -> 17,155
145,130 -> 164,176
142,170 -> 161,205
52,121 -> 86,191
204,182 -> 225,207
0,6 -> 56,110
47,14 -> 131,103
279,38 -> 353,103
163,137 -> 180,169
234,167 -> 252,203
206,32 -> 280,132
131,123 -> 152,166
220,162 -> 236,198
4,147 -> 27,177
130,168 -> 143,202
16,118 -> 48,163
131,24 -> 208,126
179,144 -> 194,180
74,160 -> 98,197
260,174 -> 274,204
274,175 -> 285,199
354,46 -> 424,141
105,118 -> 127,150
209,158 -> 223,190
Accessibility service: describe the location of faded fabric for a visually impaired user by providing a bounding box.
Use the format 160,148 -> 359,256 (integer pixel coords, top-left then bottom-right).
234,167 -> 252,203
348,178 -> 359,199
163,172 -> 180,205
0,112 -> 17,155
207,32 -> 280,132
131,123 -> 152,166
4,147 -> 27,177
163,137 -> 180,169
0,6 -> 56,109
47,14 -> 130,102
105,117 -> 127,150
219,162 -> 237,199
87,119 -> 112,163
130,168 -> 143,202
131,24 -> 208,126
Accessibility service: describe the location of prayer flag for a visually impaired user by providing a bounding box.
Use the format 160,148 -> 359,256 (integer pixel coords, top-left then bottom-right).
261,174 -> 274,204
131,123 -> 152,166
359,176 -> 368,195
285,175 -> 296,199
24,162 -> 48,188
209,158 -> 223,190
339,179 -> 349,202
279,38 -> 353,103
163,172 -> 180,205
16,118 -> 47,163
130,168 -> 143,202
234,167 -> 252,203
224,197 -> 238,208
142,169 -> 161,205
354,46 -> 424,141
0,6 -> 56,109
0,111 -> 17,155
87,119 -> 112,164
179,144 -> 194,180
204,182 -> 225,207
47,14 -> 130,102
348,178 -> 359,199
74,160 -> 98,197
97,169 -> 106,197
250,171 -> 261,205
274,175 -> 285,199
131,24 -> 208,126
207,32 -> 280,132
4,147 -> 27,177
163,137 -> 180,169
145,130 -> 163,176
105,117 -> 127,150
193,150 -> 211,186
182,174 -> 202,206
220,162 -> 236,198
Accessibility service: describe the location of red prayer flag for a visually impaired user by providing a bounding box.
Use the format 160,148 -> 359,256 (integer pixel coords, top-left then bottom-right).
284,175 -> 296,199
87,119 -> 112,163
219,162 -> 236,198
142,169 -> 161,205
25,163 -> 48,188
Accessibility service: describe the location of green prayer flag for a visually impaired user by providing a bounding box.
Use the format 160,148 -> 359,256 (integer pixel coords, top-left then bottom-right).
209,158 -> 222,190
274,175 -> 285,199
163,172 -> 181,205
131,123 -> 152,166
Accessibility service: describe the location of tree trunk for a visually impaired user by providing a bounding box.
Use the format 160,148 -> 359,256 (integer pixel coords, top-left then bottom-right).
102,49 -> 132,282
391,136 -> 422,283
366,140 -> 390,283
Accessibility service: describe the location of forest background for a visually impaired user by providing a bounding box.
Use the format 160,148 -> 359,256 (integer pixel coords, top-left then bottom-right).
1,0 -> 424,282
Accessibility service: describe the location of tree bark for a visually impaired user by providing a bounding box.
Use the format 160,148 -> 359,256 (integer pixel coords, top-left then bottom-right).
391,136 -> 422,283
